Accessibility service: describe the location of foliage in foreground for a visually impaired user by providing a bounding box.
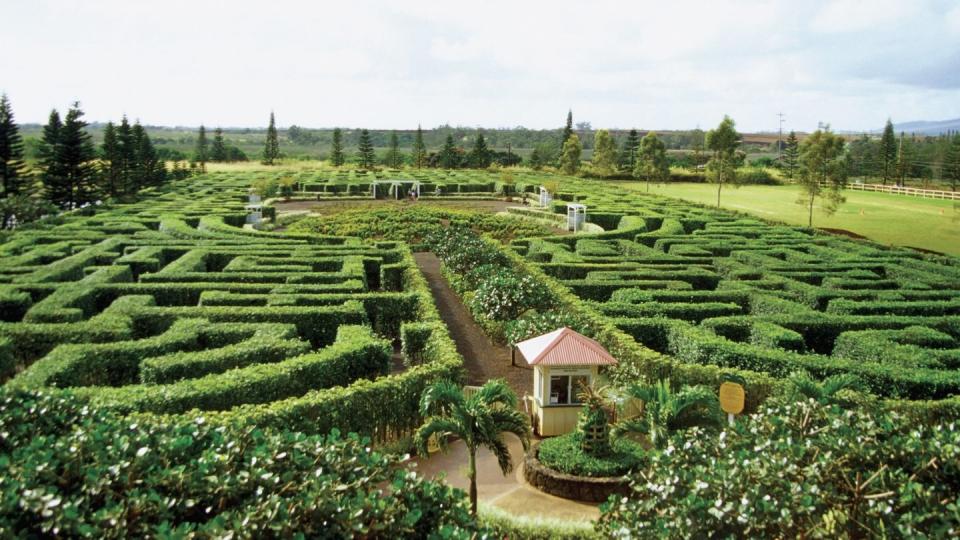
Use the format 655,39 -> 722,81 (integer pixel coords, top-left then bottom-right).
0,389 -> 480,538
597,400 -> 960,539
538,432 -> 645,478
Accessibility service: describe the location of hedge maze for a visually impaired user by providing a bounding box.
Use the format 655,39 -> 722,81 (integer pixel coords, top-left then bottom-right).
0,174 -> 462,437
516,181 -> 960,407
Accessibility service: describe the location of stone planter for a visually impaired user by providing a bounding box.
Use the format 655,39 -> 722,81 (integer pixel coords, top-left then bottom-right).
523,442 -> 631,503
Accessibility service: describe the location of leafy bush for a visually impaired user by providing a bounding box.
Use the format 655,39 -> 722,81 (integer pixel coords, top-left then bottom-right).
504,309 -> 596,347
468,270 -> 553,321
597,400 -> 960,538
538,432 -> 646,477
0,389 -> 480,538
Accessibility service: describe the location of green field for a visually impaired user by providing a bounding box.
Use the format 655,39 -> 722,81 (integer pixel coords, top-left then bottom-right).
617,182 -> 960,256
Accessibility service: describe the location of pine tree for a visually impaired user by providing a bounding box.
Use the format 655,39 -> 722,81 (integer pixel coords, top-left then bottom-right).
194,125 -> 208,172
468,132 -> 491,168
116,116 -> 136,195
133,121 -> 165,188
895,132 -> 911,186
783,131 -> 800,180
357,129 -> 375,169
528,147 -> 543,170
0,94 -> 28,197
878,119 -> 896,185
262,112 -> 280,165
618,129 -> 640,173
412,125 -> 427,168
591,129 -> 617,177
43,102 -> 97,209
438,134 -> 459,169
211,127 -> 227,162
99,121 -> 122,198
331,128 -> 345,166
559,133 -> 582,175
385,130 -> 403,168
561,109 -> 573,148
38,109 -> 61,167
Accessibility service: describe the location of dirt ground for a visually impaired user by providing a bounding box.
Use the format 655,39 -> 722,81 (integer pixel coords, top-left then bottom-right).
413,252 -> 531,399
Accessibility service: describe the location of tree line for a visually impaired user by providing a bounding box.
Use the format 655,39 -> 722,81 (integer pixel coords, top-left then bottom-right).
0,95 -> 184,228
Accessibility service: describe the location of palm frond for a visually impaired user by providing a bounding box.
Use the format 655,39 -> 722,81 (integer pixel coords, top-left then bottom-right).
472,379 -> 517,409
420,380 -> 465,417
414,417 -> 463,456
822,374 -> 864,397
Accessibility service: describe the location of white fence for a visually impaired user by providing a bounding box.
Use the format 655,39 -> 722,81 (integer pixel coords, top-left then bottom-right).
847,183 -> 960,201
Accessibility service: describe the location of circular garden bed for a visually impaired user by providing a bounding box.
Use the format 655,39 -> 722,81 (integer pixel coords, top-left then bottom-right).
524,434 -> 644,503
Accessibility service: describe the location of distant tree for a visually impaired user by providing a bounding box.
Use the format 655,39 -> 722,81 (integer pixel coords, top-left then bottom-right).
38,109 -> 62,169
210,127 -> 227,162
357,128 -> 376,169
116,116 -> 135,194
528,147 -> 544,170
878,119 -> 896,186
468,132 -> 491,168
385,130 -> 403,168
705,115 -> 742,207
783,131 -> 800,180
330,128 -> 345,166
0,94 -> 28,197
412,125 -> 427,168
559,133 -> 582,175
132,121 -> 165,188
797,129 -> 847,227
946,133 -> 960,192
689,128 -> 706,172
194,125 -> 208,172
529,141 -> 557,170
561,109 -> 574,150
262,112 -> 280,165
43,102 -> 97,209
438,134 -> 460,169
617,129 -> 640,173
634,131 -> 670,192
99,121 -> 123,198
895,132 -> 911,186
591,129 -> 617,177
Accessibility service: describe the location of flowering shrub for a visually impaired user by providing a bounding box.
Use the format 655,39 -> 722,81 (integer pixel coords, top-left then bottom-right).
428,226 -> 507,275
469,271 -> 553,321
597,400 -> 960,538
504,309 -> 596,347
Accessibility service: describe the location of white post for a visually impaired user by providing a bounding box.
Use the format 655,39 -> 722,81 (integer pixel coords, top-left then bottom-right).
727,413 -> 735,427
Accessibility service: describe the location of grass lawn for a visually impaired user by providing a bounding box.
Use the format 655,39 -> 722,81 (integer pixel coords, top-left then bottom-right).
617,182 -> 960,256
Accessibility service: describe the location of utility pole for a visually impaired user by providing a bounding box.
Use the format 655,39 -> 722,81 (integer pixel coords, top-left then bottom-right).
777,112 -> 785,161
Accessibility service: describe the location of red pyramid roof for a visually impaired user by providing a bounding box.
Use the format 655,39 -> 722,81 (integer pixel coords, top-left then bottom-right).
516,327 -> 617,366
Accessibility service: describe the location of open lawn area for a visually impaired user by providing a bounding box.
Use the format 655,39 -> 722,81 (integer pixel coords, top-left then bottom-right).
618,182 -> 960,256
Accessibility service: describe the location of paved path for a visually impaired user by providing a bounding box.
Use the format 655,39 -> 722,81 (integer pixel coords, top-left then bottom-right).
411,251 -> 600,523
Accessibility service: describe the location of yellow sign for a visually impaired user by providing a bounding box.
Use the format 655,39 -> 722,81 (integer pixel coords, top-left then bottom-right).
719,382 -> 745,415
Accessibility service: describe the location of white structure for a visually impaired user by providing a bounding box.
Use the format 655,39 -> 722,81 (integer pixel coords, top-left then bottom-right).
539,186 -> 553,208
566,203 -> 586,232
517,327 -> 618,436
245,193 -> 263,225
372,180 -> 421,200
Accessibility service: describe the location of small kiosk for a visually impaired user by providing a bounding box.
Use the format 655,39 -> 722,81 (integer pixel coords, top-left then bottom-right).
566,203 -> 586,232
517,327 -> 618,436
245,193 -> 263,226
539,186 -> 553,208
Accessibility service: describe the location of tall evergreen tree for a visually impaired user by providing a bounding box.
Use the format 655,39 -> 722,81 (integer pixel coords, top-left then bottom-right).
38,109 -> 62,167
559,133 -> 582,175
357,129 -> 375,169
132,121 -> 165,188
99,121 -> 123,198
211,127 -> 227,162
618,129 -> 640,173
43,102 -> 97,209
895,132 -> 911,186
878,119 -> 896,186
591,129 -> 617,177
330,128 -> 345,166
783,131 -> 800,180
262,112 -> 280,165
561,109 -> 573,149
0,94 -> 28,197
116,116 -> 135,195
438,134 -> 460,169
412,125 -> 427,168
468,132 -> 491,168
194,125 -> 209,172
385,130 -> 403,168
705,115 -> 742,207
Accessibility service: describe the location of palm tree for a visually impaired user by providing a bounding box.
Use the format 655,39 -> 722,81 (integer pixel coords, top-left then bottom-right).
614,379 -> 720,448
414,379 -> 531,515
785,371 -> 864,407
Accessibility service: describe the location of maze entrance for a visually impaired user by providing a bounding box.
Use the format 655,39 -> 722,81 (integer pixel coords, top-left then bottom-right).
371,180 -> 421,200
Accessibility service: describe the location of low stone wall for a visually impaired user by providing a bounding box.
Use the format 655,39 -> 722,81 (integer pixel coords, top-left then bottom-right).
523,442 -> 631,503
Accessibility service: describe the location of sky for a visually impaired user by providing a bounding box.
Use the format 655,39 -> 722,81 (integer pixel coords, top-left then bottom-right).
3,0 -> 960,133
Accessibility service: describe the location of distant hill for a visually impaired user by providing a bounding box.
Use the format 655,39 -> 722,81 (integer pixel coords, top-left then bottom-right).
869,118 -> 960,136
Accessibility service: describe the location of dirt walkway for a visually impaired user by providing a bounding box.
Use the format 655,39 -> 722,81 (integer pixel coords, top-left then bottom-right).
413,252 -> 530,398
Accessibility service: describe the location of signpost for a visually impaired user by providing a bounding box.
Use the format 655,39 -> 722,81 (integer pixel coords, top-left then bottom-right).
719,374 -> 746,426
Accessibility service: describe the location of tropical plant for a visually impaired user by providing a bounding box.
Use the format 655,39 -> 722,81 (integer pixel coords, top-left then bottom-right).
613,379 -> 720,448
575,382 -> 613,455
782,371 -> 864,407
414,380 -> 531,515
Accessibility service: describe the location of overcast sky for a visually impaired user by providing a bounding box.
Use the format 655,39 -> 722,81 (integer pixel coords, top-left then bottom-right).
3,0 -> 959,132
